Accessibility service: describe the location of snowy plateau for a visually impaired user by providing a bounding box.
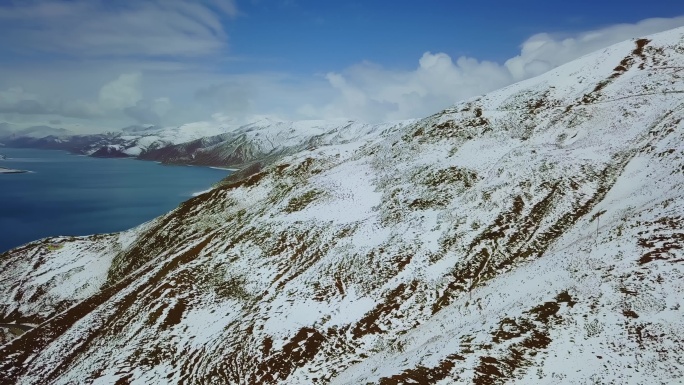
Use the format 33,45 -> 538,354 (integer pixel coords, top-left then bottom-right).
1,27 -> 684,384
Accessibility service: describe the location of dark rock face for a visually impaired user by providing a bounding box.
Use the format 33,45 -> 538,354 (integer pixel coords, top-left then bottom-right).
90,146 -> 131,158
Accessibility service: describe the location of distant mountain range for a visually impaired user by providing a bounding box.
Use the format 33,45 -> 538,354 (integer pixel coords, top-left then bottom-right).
0,123 -> 70,139
0,118 -> 413,169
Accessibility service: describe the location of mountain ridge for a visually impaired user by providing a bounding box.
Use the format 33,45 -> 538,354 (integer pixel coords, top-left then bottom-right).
0,119 -> 413,169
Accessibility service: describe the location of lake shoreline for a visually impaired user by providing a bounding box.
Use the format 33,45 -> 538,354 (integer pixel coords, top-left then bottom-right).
1,144 -> 243,171
0,148 -> 231,254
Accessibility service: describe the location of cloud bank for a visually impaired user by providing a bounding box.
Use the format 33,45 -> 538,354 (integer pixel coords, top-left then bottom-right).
0,0 -> 237,58
314,16 -> 684,122
0,3 -> 683,133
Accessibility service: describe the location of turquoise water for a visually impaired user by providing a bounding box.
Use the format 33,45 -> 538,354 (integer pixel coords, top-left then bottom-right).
0,148 -> 230,253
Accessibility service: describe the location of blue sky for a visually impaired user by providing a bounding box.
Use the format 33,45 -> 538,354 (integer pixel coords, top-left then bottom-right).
0,0 -> 683,132
229,1 -> 684,72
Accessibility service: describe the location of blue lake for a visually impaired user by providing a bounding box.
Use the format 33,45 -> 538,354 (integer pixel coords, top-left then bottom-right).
0,148 -> 230,253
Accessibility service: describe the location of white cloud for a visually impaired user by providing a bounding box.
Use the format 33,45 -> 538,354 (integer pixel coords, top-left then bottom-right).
505,16 -> 684,80
99,73 -> 143,111
194,81 -> 255,116
0,0 -> 238,57
311,53 -> 513,121
0,87 -> 41,113
303,16 -> 684,122
0,86 -> 97,118
125,97 -> 172,125
0,72 -> 175,130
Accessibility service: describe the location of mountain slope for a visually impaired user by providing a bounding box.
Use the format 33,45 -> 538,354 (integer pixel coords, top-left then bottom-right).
0,121 -> 233,158
138,119 -> 412,168
0,118 -> 411,169
0,28 -> 683,384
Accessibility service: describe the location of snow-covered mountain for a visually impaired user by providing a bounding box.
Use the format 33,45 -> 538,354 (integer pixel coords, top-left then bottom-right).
1,28 -> 683,384
111,120 -> 244,157
0,117 -> 412,169
0,123 -> 72,139
0,121 -> 235,158
0,125 -> 73,149
138,119 -> 413,168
